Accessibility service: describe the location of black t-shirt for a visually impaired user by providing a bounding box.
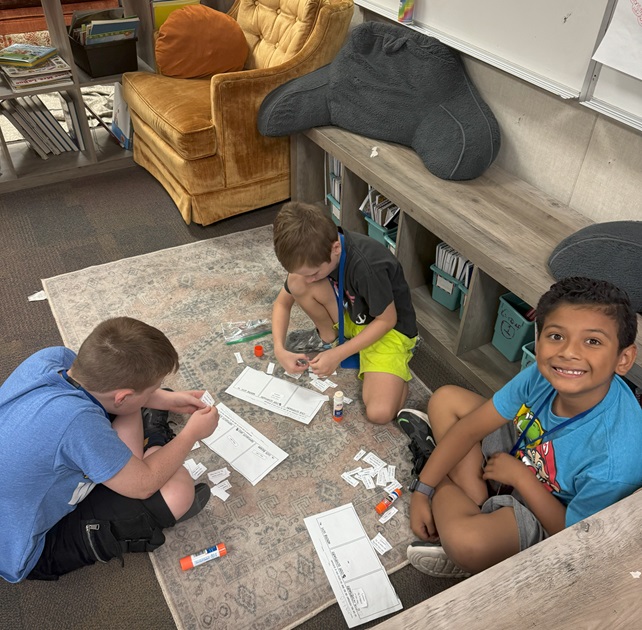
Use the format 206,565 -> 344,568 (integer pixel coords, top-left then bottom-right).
285,230 -> 417,339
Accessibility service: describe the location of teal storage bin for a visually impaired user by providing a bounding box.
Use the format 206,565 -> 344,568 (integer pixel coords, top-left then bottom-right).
364,215 -> 397,245
430,264 -> 462,311
491,293 -> 535,362
520,341 -> 536,371
384,232 -> 397,256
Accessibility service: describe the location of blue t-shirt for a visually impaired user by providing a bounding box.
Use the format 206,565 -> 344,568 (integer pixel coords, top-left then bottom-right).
493,364 -> 642,528
0,348 -> 133,583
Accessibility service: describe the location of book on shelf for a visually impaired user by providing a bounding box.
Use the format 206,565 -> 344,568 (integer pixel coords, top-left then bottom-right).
24,95 -> 77,153
58,92 -> 86,151
0,44 -> 57,68
150,0 -> 201,29
0,99 -> 51,159
1,55 -> 71,78
14,96 -> 62,155
73,17 -> 140,46
111,82 -> 133,150
2,71 -> 73,91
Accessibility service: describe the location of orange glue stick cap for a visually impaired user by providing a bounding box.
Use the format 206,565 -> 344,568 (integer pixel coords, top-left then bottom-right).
254,345 -> 264,357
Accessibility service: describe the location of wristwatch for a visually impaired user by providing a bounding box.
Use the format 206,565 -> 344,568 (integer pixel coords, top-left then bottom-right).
409,478 -> 435,500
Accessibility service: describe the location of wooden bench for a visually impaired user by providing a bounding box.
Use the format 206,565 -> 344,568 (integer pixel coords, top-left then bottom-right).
291,126 -> 642,393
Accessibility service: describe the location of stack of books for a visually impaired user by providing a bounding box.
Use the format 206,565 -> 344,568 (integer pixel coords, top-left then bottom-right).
0,93 -> 84,160
359,186 -> 400,230
71,16 -> 140,46
0,45 -> 73,91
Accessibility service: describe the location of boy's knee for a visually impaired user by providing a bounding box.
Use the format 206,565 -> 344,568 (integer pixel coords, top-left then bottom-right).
440,520 -> 492,574
365,402 -> 396,425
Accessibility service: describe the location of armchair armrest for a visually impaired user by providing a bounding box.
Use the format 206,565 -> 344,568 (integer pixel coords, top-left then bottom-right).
209,0 -> 353,182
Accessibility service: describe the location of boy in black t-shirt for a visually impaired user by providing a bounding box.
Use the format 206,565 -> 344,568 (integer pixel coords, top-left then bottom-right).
272,201 -> 418,424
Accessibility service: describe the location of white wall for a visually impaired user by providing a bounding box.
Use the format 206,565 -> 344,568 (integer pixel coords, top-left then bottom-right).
359,9 -> 642,223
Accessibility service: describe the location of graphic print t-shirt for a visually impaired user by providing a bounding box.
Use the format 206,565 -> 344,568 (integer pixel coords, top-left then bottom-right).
492,364 -> 642,527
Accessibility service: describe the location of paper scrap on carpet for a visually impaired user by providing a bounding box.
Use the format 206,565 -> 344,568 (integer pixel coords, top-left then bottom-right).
304,503 -> 403,627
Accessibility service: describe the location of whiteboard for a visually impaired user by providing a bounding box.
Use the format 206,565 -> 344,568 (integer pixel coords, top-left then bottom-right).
582,66 -> 642,130
356,0 -> 610,98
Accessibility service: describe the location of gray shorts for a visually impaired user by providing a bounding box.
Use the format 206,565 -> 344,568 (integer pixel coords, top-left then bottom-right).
480,422 -> 548,551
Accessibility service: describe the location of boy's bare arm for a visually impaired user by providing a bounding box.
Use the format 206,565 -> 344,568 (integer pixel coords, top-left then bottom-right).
483,453 -> 566,534
418,398 -> 506,488
272,287 -> 294,354
102,406 -> 219,499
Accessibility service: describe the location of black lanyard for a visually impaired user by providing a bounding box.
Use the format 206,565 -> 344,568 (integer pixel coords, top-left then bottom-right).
336,233 -> 348,344
61,369 -> 109,419
509,388 -> 597,456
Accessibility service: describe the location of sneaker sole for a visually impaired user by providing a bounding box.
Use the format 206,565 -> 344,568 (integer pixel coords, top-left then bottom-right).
407,543 -> 471,579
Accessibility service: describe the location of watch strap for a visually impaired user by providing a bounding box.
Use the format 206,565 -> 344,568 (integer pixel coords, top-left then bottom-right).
410,479 -> 435,499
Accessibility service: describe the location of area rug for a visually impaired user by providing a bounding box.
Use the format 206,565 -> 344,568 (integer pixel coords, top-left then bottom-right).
42,226 -> 431,630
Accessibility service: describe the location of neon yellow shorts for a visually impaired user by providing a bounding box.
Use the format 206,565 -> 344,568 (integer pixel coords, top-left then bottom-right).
336,313 -> 418,381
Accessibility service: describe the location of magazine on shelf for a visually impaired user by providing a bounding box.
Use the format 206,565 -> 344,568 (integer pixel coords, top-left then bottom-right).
0,44 -> 57,68
7,97 -> 57,156
25,94 -> 78,151
58,92 -> 85,151
0,100 -> 50,159
15,96 -> 62,155
23,96 -> 72,153
4,71 -> 73,91
150,0 -> 201,29
1,55 -> 71,78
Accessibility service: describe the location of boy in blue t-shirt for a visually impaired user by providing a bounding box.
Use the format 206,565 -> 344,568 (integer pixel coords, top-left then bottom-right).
397,277 -> 642,578
0,317 -> 219,583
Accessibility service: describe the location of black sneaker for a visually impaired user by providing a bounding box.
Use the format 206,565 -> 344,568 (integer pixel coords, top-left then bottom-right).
142,407 -> 176,450
396,408 -> 437,476
176,483 -> 211,524
285,328 -> 338,353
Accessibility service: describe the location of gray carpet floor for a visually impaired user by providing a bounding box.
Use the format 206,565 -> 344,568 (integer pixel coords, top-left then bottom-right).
0,165 -> 472,629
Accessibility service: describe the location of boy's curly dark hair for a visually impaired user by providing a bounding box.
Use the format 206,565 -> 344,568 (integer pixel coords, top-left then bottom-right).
536,277 -> 637,351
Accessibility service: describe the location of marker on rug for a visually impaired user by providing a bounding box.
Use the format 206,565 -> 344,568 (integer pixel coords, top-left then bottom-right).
180,542 -> 227,570
375,487 -> 402,514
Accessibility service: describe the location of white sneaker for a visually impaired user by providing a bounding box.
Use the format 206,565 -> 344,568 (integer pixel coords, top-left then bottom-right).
407,542 -> 471,579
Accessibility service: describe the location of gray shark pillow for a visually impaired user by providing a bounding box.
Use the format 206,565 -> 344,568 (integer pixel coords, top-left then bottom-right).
258,21 -> 501,180
548,221 -> 642,313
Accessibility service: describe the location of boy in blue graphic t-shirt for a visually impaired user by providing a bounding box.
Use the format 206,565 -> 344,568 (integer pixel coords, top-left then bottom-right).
397,277 -> 642,578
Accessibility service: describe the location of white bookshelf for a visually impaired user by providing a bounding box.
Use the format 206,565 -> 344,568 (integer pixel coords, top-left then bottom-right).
0,0 -> 154,191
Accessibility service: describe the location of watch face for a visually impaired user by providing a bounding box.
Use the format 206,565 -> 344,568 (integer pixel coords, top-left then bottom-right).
410,478 -> 418,491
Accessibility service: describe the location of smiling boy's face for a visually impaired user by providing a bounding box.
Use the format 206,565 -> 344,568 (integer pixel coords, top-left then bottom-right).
536,303 -> 636,411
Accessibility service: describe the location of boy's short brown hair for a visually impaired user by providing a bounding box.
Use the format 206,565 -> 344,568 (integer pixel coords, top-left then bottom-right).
273,201 -> 338,272
71,317 -> 179,393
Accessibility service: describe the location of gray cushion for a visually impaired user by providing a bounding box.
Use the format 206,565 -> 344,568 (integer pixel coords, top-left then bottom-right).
548,221 -> 642,313
258,21 -> 501,181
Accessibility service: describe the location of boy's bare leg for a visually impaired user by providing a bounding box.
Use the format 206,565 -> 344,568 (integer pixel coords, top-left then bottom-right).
432,477 -> 520,573
363,372 -> 408,424
286,274 -> 338,343
428,385 -> 489,506
111,411 -> 195,520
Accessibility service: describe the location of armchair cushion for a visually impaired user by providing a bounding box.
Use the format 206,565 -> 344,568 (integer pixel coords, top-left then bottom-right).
155,4 -> 249,79
122,72 -> 215,159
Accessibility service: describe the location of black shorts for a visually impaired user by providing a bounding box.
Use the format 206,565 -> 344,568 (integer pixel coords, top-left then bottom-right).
28,484 -> 177,581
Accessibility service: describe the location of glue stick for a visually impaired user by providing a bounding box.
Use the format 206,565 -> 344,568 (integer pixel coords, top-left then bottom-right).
375,487 -> 402,514
333,391 -> 344,422
180,542 -> 227,571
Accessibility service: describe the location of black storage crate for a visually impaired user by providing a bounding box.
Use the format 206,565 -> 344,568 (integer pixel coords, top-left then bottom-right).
69,36 -> 138,78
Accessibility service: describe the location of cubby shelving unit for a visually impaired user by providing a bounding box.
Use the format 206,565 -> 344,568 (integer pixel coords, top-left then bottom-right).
291,126 -> 642,395
0,0 -> 154,193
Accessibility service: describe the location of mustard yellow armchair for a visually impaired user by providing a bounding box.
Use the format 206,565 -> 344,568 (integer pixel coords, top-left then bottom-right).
122,0 -> 354,226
